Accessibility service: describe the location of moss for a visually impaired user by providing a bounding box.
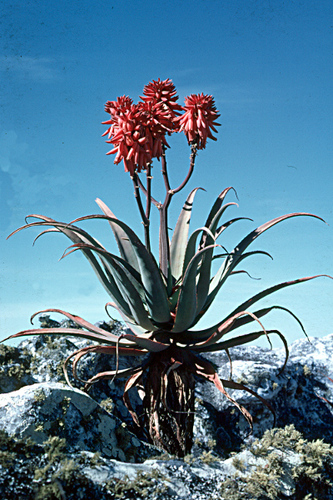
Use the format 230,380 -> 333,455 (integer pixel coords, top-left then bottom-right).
219,425 -> 333,500
100,397 -> 115,414
232,456 -> 247,472
87,451 -> 105,467
183,453 -> 195,465
34,457 -> 79,500
244,453 -> 284,499
303,364 -> 312,377
33,388 -> 47,403
61,396 -> 71,412
106,469 -> 169,499
0,344 -> 32,383
199,450 -> 219,465
56,362 -> 66,382
293,438 -> 333,498
0,429 -> 38,474
31,437 -> 98,499
207,438 -> 217,449
0,430 -> 132,499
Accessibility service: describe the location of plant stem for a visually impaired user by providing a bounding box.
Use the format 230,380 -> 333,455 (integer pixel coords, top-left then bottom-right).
145,163 -> 152,222
137,175 -> 160,208
132,173 -> 151,252
159,147 -> 171,278
159,143 -> 198,278
172,142 -> 197,194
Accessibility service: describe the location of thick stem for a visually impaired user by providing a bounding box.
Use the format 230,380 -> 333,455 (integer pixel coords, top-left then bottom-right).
142,356 -> 195,457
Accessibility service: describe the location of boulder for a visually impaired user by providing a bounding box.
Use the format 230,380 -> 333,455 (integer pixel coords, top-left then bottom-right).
1,323 -> 333,498
194,334 -> 333,455
0,381 -> 156,463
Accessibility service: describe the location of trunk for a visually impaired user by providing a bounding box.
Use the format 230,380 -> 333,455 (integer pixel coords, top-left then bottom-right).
142,354 -> 195,457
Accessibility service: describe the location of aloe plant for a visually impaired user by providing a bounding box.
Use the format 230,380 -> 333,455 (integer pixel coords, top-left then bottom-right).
3,79 -> 331,456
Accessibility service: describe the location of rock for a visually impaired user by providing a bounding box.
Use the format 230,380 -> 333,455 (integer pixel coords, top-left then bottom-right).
0,344 -> 35,392
0,424 -> 332,499
0,381 -> 157,463
1,324 -> 333,498
194,334 -> 333,454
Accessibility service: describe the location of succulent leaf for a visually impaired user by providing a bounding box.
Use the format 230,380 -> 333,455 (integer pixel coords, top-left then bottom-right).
105,301 -> 153,336
95,198 -> 141,274
205,212 -> 326,315
63,242 -> 143,284
170,187 -> 204,282
182,226 -> 215,278
72,214 -> 171,324
201,187 -> 236,237
172,244 -> 217,332
208,201 -> 238,237
62,243 -> 157,331
226,274 -> 332,322
8,217 -> 137,320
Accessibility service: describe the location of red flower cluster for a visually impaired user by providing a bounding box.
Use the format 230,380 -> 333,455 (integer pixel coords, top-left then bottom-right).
103,80 -> 220,174
103,79 -> 181,175
176,93 -> 220,149
141,78 -> 182,124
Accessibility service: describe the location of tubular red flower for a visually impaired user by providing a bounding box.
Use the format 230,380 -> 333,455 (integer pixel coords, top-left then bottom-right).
102,96 -> 134,139
105,105 -> 153,175
176,93 -> 221,149
103,81 -> 180,172
140,78 -> 182,122
104,95 -> 133,116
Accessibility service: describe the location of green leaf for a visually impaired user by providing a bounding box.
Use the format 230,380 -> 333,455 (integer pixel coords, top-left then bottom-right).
170,187 -> 204,282
182,226 -> 215,278
195,329 -> 287,355
71,214 -> 171,324
9,216 -> 136,320
106,301 -> 153,336
188,310 -> 268,349
62,242 -> 143,292
98,253 -> 157,332
180,274 -> 331,344
62,243 -> 157,331
95,198 -> 141,274
172,244 -> 217,333
201,187 -> 236,236
215,217 -> 253,239
204,212 -> 326,315
226,274 -> 332,323
208,201 -> 238,237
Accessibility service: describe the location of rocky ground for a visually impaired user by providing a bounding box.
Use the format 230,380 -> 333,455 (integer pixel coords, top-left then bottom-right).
1,318 -> 333,499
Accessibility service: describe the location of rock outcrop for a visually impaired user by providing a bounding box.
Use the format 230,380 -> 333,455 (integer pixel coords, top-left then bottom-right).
1,321 -> 333,499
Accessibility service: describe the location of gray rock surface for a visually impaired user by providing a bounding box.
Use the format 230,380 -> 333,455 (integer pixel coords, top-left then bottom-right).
194,334 -> 333,454
1,323 -> 333,498
0,381 -> 155,462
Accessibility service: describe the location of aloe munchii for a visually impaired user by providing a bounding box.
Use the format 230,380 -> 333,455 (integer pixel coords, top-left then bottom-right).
3,78 -> 331,456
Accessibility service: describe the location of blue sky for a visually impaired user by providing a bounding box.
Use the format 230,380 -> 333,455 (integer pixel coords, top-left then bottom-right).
1,0 -> 332,347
